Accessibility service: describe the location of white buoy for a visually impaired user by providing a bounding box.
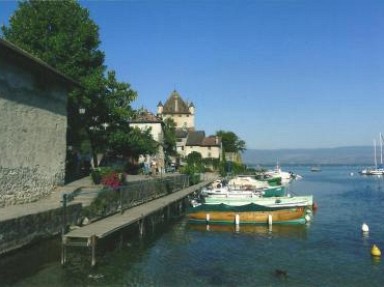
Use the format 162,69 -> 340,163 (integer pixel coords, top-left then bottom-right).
268,214 -> 273,226
362,223 -> 369,233
206,213 -> 210,222
235,214 -> 240,225
305,214 -> 311,222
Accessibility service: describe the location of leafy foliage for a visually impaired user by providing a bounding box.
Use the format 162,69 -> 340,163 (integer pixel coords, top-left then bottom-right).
181,152 -> 204,184
163,117 -> 177,164
216,130 -> 246,153
2,0 -> 104,81
108,127 -> 158,161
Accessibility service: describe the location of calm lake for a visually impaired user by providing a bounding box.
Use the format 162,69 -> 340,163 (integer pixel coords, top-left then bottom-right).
1,165 -> 384,286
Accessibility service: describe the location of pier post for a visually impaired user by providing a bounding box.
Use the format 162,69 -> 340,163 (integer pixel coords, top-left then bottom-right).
61,237 -> 67,265
90,235 -> 97,267
150,216 -> 155,233
178,201 -> 183,215
167,205 -> 171,220
61,194 -> 68,236
139,217 -> 145,238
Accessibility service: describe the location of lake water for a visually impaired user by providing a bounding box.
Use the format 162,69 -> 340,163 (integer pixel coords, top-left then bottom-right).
1,165 -> 384,286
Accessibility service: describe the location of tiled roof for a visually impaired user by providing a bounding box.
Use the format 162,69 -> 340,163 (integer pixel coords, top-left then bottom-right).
175,128 -> 189,138
163,90 -> 191,114
186,131 -> 206,146
130,111 -> 162,123
202,136 -> 221,146
0,38 -> 79,86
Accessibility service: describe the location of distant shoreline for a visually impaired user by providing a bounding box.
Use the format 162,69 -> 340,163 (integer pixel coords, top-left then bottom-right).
243,146 -> 374,165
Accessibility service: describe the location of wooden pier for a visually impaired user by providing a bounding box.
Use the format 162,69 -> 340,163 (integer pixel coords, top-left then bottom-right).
61,179 -> 214,266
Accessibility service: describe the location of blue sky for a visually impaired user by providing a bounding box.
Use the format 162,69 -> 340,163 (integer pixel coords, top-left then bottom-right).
1,0 -> 384,149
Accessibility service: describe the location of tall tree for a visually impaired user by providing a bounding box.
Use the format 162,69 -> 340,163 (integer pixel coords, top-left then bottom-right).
162,117 -> 177,165
2,0 -> 105,87
216,130 -> 246,153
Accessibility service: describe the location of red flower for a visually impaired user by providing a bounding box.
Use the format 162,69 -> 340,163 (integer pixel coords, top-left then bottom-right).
101,172 -> 121,189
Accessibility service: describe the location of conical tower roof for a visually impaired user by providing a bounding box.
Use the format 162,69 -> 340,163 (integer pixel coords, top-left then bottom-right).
163,90 -> 190,114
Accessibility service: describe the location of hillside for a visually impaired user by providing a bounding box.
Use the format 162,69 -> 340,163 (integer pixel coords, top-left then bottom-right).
242,146 -> 374,165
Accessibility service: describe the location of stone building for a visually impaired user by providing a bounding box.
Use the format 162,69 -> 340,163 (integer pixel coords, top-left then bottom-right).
157,90 -> 221,164
0,39 -> 76,206
185,131 -> 221,159
157,90 -> 195,131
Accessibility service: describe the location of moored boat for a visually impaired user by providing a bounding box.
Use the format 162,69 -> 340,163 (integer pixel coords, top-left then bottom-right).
186,203 -> 309,225
201,184 -> 285,198
227,175 -> 270,190
263,163 -> 299,185
203,194 -> 313,208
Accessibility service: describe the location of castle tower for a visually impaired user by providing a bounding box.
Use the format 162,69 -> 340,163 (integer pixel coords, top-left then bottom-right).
160,90 -> 195,130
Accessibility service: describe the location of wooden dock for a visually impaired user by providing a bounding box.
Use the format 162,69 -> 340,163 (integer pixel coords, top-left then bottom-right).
61,179 -> 215,266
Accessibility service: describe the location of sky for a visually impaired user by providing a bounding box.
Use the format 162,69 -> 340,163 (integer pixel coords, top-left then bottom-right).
1,0 -> 384,149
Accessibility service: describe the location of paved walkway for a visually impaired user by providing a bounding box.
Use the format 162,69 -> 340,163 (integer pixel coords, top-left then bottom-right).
0,176 -> 96,222
0,172 -> 217,222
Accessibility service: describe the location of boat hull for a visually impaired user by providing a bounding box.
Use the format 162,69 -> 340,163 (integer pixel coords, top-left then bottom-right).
203,195 -> 313,208
187,204 -> 308,225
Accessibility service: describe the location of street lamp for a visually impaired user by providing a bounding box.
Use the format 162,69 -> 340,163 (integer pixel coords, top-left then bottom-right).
79,107 -> 86,115
102,122 -> 109,130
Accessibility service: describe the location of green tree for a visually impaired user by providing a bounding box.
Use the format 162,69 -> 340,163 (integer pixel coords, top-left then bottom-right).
86,70 -> 137,155
162,118 -> 177,165
108,127 -> 158,162
216,130 -> 246,153
2,0 -> 105,93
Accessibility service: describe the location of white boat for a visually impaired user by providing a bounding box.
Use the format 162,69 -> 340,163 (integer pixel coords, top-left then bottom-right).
264,163 -> 295,185
200,180 -> 313,209
227,175 -> 270,190
201,185 -> 254,198
360,135 -> 384,175
201,178 -> 286,198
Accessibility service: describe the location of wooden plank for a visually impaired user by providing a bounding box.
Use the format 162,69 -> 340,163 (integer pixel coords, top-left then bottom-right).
63,179 -> 214,241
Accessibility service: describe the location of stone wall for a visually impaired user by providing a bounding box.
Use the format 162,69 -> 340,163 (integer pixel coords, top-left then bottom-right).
0,203 -> 82,256
0,40 -> 71,206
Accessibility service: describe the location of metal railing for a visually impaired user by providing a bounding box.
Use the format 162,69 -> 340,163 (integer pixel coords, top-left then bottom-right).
80,174 -> 190,220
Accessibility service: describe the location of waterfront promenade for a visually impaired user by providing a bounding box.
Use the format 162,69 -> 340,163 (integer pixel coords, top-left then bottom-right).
0,172 -> 202,222
0,172 -> 217,257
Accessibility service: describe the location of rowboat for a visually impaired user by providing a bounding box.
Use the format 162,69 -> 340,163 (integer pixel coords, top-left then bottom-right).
186,203 -> 309,225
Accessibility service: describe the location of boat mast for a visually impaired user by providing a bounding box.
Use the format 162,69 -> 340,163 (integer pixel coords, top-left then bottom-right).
374,139 -> 378,169
381,133 -> 383,165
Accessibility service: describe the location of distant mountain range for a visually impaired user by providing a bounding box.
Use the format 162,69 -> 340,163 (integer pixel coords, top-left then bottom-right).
242,146 -> 376,166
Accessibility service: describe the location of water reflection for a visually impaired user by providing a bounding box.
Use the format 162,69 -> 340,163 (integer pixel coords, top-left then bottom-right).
187,223 -> 309,239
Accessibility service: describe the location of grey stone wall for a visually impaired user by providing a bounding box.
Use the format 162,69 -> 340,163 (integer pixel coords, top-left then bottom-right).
0,42 -> 69,206
0,203 -> 82,256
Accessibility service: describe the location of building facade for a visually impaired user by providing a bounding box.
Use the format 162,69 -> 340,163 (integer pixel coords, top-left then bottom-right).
129,110 -> 165,173
0,39 -> 75,206
157,90 -> 195,131
158,90 -> 221,163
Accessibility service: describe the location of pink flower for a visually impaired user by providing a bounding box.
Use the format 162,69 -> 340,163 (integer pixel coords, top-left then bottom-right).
101,172 -> 121,189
